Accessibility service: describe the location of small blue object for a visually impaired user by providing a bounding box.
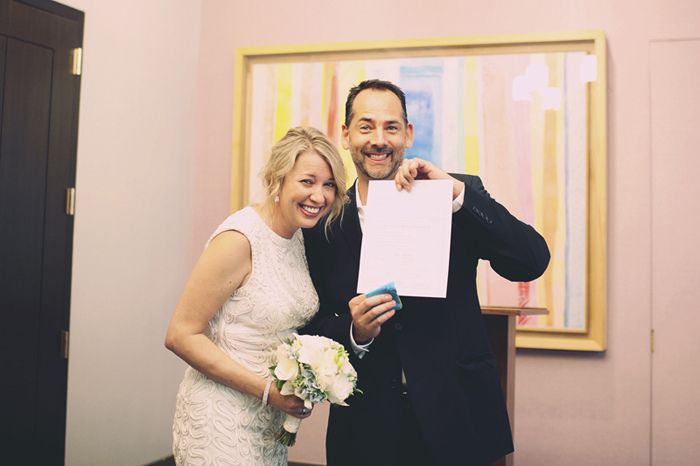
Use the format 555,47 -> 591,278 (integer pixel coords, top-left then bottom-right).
366,281 -> 403,310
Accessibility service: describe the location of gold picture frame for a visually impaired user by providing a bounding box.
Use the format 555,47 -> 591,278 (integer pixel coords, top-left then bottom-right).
231,31 -> 607,351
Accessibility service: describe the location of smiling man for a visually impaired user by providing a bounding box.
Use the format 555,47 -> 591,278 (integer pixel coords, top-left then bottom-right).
302,79 -> 551,466
342,83 -> 413,197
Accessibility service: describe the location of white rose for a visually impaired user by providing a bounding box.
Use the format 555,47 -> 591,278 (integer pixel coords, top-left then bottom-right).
274,345 -> 299,381
296,335 -> 331,363
298,340 -> 334,370
315,359 -> 339,392
326,374 -> 353,405
339,358 -> 355,376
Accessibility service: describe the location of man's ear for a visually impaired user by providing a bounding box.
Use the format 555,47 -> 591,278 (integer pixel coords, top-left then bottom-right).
405,122 -> 414,149
341,125 -> 350,150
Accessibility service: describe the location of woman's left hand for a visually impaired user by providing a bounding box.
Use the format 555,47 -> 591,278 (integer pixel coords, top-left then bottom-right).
268,385 -> 313,419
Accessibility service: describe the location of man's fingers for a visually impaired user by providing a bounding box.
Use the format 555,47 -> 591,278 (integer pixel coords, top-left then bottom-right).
350,293 -> 396,340
409,159 -> 421,178
362,300 -> 396,327
371,308 -> 395,325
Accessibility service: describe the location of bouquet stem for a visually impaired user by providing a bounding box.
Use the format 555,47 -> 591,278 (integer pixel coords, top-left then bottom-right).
276,415 -> 302,446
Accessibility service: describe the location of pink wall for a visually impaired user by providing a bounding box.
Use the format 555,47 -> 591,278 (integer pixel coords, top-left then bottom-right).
64,0 -> 202,463
193,0 -> 700,464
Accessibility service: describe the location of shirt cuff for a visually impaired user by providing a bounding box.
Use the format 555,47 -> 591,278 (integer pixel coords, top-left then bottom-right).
350,322 -> 373,359
453,184 -> 465,213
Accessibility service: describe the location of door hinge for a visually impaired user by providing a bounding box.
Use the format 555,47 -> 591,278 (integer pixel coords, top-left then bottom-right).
66,187 -> 76,215
61,330 -> 69,359
71,47 -> 82,76
651,329 -> 655,353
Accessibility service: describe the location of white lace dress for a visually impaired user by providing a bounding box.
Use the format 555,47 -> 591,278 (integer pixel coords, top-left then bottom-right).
172,207 -> 319,466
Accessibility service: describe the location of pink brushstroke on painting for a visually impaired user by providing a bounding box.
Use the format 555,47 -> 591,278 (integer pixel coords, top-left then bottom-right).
517,282 -> 537,326
518,282 -> 530,307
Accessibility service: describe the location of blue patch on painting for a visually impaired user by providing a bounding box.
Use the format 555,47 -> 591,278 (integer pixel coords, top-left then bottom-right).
400,64 -> 443,164
405,90 -> 435,161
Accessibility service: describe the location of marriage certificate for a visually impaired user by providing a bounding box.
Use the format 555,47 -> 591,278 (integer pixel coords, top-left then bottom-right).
357,179 -> 453,298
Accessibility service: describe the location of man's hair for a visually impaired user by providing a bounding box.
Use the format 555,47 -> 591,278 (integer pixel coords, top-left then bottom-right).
344,79 -> 408,127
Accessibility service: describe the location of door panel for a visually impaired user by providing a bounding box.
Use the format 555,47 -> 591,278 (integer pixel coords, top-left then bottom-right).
0,33 -> 53,445
0,1 -> 83,463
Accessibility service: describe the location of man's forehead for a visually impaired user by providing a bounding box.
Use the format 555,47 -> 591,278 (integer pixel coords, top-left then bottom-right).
356,115 -> 403,124
355,88 -> 401,107
351,89 -> 404,123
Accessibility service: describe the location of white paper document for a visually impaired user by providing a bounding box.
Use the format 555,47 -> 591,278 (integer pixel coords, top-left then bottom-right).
357,179 -> 453,298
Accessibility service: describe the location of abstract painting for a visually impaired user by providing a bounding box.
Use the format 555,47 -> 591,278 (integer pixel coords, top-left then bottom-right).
232,33 -> 607,350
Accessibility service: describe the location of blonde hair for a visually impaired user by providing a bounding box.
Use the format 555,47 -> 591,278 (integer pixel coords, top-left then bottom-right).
258,127 -> 348,234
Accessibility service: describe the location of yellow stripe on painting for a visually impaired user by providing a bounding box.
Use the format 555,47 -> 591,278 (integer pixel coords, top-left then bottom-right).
275,64 -> 293,143
338,62 -> 366,130
337,62 -> 366,187
541,52 -> 561,327
464,136 -> 480,174
321,63 -> 335,140
528,54 -> 549,318
463,57 -> 480,174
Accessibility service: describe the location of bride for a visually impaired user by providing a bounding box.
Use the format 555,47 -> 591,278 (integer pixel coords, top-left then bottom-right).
165,126 -> 348,465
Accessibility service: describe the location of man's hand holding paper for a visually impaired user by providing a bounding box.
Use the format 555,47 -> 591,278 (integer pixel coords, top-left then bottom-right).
395,157 -> 466,201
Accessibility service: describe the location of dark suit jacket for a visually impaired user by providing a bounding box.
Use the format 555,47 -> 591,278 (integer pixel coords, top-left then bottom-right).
302,174 -> 550,466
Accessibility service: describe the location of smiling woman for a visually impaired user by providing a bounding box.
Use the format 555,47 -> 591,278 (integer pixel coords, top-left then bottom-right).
257,127 -> 349,236
271,151 -> 338,238
165,126 -> 348,466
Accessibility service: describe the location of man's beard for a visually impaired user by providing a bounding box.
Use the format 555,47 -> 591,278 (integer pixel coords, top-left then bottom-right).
350,146 -> 405,181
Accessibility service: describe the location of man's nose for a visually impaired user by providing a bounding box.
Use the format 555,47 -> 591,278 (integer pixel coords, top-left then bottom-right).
371,129 -> 386,146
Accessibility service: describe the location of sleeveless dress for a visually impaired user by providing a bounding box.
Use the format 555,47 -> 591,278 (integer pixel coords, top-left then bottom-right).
172,207 -> 319,466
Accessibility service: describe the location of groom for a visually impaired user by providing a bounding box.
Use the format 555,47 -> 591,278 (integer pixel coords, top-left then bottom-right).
302,79 -> 550,466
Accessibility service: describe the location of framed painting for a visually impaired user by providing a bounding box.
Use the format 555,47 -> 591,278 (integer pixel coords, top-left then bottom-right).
231,31 -> 607,351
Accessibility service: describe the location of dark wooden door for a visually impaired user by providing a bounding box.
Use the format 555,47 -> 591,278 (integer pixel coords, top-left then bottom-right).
0,1 -> 83,463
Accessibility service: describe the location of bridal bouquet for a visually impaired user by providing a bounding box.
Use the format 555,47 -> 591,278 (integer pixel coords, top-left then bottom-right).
270,334 -> 359,446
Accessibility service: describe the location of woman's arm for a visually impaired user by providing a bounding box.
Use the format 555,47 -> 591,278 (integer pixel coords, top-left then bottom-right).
164,230 -> 309,417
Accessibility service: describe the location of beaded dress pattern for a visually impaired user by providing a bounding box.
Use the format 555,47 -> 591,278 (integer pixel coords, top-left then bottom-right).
173,207 -> 319,465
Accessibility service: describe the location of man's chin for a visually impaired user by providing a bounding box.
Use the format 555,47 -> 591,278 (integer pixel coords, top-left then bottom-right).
370,163 -> 402,180
366,169 -> 395,181
353,156 -> 402,181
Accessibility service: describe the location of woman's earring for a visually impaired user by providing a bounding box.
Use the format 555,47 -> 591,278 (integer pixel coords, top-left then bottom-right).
274,195 -> 279,203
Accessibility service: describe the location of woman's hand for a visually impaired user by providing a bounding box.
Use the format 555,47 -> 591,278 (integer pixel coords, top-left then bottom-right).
267,385 -> 314,419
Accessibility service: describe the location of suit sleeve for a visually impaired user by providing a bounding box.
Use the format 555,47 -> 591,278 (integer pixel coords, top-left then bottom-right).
452,174 -> 550,282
